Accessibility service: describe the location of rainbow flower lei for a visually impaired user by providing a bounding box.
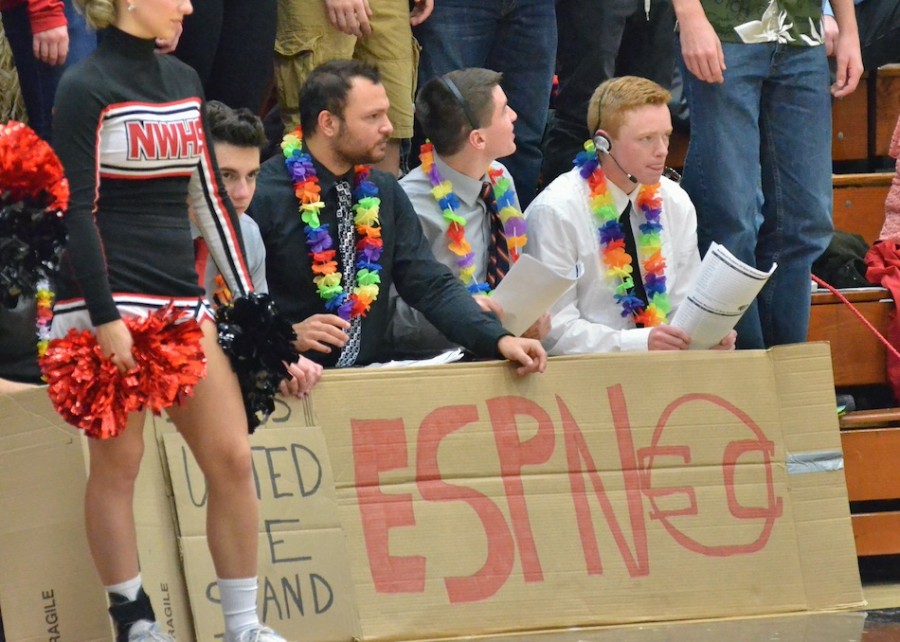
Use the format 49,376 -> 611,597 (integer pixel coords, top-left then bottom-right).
281,127 -> 383,320
35,280 -> 54,359
573,139 -> 669,327
419,141 -> 526,294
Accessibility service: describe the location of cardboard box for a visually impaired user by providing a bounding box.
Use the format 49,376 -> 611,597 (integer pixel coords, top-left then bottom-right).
0,343 -> 865,641
132,415 -> 194,641
0,392 -> 192,642
0,390 -> 109,642
424,610 -> 868,641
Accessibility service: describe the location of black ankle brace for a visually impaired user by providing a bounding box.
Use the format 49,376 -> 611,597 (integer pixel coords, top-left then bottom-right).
108,587 -> 156,642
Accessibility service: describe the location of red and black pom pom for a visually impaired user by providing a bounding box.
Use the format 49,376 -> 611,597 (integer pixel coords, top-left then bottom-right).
0,121 -> 69,307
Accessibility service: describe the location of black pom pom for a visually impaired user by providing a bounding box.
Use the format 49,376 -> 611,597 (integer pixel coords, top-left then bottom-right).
217,292 -> 298,432
0,201 -> 66,307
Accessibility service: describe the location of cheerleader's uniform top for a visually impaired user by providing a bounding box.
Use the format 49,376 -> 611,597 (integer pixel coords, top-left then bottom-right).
51,26 -> 253,330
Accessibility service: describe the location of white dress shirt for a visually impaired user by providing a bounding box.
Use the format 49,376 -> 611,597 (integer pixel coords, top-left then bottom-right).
525,167 -> 700,354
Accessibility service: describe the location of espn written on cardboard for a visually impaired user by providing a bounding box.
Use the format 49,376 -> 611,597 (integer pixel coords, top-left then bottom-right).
0,343 -> 862,641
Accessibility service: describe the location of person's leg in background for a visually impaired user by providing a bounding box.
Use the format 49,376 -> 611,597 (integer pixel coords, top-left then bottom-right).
412,0 -> 498,168
205,0 -> 277,114
353,0 -> 418,176
615,1 -> 675,87
756,44 -> 833,347
854,0 -> 900,71
413,0 -> 556,207
2,4 -> 64,140
541,0 -> 632,187
174,0 -> 224,91
273,0 -> 355,134
677,41 -> 769,349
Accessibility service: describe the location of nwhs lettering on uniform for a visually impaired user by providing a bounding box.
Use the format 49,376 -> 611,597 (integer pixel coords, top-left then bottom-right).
127,119 -> 204,161
97,99 -> 206,179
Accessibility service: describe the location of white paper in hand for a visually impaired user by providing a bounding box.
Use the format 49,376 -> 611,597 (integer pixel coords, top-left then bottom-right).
670,242 -> 776,349
490,255 -> 581,336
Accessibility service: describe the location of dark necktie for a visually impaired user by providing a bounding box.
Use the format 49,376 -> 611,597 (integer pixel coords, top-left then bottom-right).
481,181 -> 509,289
620,200 -> 649,326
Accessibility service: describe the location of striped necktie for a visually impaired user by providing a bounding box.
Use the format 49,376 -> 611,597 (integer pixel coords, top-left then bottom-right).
481,181 -> 509,289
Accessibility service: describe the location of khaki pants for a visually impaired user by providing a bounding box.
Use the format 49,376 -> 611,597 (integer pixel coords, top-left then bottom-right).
274,0 -> 420,139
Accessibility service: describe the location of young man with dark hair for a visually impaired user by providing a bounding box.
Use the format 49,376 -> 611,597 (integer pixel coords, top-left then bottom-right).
192,100 -> 269,298
390,67 -> 548,357
196,100 -> 323,397
249,60 -> 546,374
412,0 -> 556,207
526,76 -> 735,354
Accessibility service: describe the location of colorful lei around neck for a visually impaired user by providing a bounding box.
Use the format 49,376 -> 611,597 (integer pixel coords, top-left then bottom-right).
573,139 -> 669,327
281,126 -> 383,320
419,141 -> 526,294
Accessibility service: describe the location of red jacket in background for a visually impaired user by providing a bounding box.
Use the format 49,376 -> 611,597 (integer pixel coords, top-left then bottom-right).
0,0 -> 66,35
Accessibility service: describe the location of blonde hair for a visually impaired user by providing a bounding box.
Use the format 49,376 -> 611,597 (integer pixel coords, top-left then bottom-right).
73,0 -> 118,30
587,76 -> 672,138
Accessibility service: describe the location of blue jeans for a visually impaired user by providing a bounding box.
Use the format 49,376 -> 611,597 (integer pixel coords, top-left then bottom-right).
677,42 -> 833,349
2,0 -> 96,140
413,0 -> 557,208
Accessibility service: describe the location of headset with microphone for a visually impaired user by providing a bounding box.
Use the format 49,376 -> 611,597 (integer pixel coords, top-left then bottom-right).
592,131 -> 637,184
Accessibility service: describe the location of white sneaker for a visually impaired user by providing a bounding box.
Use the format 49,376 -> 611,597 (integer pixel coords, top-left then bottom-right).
127,620 -> 175,641
227,625 -> 287,642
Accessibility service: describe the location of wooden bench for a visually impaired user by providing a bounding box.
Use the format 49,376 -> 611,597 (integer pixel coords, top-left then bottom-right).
833,71 -> 869,163
875,64 -> 900,159
808,287 -> 899,556
809,170 -> 899,556
832,172 -> 893,244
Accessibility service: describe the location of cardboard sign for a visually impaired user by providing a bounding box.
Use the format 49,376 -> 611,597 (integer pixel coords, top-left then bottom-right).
161,424 -> 361,642
0,343 -> 864,641
305,344 -> 863,640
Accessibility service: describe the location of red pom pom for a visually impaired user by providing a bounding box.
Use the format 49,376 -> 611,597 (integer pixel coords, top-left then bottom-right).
40,305 -> 207,439
0,121 -> 69,211
40,330 -> 140,439
129,306 -> 207,414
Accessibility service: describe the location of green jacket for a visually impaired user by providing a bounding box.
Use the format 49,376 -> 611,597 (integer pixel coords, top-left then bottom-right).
703,0 -> 824,45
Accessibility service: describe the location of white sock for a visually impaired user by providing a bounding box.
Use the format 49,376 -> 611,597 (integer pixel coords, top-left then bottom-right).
105,574 -> 142,602
218,576 -> 260,639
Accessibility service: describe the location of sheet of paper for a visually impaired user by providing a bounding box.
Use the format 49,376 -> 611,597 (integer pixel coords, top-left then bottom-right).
671,242 -> 776,349
490,254 -> 581,337
365,348 -> 466,369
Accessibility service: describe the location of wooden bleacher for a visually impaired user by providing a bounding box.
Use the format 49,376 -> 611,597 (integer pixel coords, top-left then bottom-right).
809,177 -> 896,555
807,64 -> 899,557
833,71 -> 870,163
876,65 -> 900,159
